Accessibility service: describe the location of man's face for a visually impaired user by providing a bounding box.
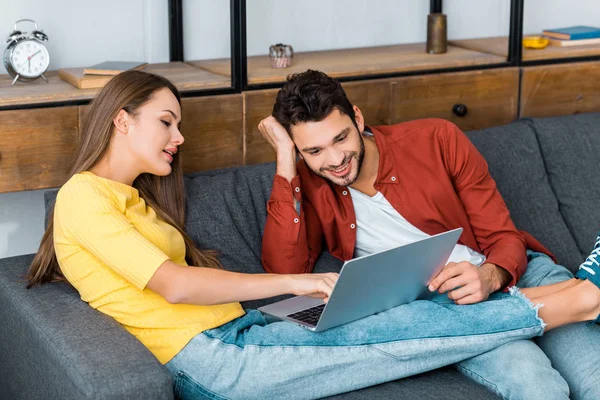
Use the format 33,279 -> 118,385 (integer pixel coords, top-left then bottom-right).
291,108 -> 365,187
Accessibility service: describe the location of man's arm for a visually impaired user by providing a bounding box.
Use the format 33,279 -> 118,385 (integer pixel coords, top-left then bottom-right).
429,261 -> 511,304
429,122 -> 527,303
259,117 -> 324,274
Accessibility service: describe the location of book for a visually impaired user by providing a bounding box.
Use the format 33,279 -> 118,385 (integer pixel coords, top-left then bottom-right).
542,26 -> 600,41
58,68 -> 113,89
547,37 -> 600,47
83,61 -> 147,76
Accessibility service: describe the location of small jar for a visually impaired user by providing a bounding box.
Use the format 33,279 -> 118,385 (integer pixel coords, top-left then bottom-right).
269,43 -> 294,69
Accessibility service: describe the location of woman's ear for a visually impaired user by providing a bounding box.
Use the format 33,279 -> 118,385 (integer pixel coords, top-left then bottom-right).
113,109 -> 130,135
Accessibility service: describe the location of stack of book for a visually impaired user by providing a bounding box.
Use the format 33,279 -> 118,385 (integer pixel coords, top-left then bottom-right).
59,61 -> 147,89
543,26 -> 600,47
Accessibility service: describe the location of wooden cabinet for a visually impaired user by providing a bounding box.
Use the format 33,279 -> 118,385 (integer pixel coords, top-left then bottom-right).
390,68 -> 519,131
520,61 -> 600,118
1,62 -> 596,194
0,106 -> 79,193
0,96 -> 243,194
343,79 -> 392,127
180,95 -> 243,173
243,89 -> 278,165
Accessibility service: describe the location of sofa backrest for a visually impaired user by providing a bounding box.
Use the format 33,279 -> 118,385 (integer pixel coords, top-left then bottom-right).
466,119 -> 584,270
45,114 -> 600,298
527,113 -> 600,259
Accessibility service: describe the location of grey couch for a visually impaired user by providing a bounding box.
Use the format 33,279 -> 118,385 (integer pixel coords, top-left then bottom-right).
1,113 -> 599,399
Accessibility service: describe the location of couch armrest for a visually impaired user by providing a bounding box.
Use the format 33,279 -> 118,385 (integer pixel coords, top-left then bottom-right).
0,254 -> 173,400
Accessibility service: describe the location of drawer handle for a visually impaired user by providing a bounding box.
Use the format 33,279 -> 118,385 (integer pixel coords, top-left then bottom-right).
452,104 -> 468,117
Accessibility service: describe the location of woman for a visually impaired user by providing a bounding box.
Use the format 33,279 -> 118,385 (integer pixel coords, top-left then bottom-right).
26,70 -> 600,400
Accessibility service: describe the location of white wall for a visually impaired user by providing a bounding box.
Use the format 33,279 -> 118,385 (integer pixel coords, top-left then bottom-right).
0,189 -> 46,258
1,0 -> 598,258
524,0 -> 600,35
0,0 -> 169,75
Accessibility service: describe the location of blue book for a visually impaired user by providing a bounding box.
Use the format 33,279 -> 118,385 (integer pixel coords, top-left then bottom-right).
543,26 -> 600,41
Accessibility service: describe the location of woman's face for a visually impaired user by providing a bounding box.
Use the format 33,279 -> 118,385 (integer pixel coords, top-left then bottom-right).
126,88 -> 184,177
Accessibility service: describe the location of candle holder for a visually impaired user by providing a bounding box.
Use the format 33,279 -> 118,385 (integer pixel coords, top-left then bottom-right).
269,43 -> 294,69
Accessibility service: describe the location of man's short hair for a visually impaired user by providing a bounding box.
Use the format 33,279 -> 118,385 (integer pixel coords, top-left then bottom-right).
272,70 -> 358,134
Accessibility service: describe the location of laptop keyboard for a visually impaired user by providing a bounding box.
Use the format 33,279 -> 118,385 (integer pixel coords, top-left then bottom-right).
286,304 -> 326,326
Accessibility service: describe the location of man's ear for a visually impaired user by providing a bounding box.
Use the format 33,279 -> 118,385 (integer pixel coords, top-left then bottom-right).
353,105 -> 365,133
113,109 -> 130,135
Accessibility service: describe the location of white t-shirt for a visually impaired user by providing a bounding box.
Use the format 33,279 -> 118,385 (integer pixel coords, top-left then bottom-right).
348,187 -> 486,266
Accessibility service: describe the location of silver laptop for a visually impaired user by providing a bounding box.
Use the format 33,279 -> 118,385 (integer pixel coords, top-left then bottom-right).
259,228 -> 463,332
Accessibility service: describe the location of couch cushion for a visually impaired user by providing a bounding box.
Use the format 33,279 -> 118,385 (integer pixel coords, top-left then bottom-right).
0,254 -> 173,399
529,113 -> 600,259
466,119 -> 583,272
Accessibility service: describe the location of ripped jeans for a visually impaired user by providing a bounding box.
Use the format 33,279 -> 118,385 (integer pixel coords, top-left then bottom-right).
165,288 -> 544,400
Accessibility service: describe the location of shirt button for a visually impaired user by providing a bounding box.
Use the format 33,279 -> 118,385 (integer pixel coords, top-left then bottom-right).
391,176 -> 397,182
295,187 -> 300,193
294,218 -> 299,224
350,223 -> 356,229
342,190 -> 348,196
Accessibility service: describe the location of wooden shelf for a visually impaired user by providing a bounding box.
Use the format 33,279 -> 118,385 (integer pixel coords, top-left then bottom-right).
0,62 -> 231,109
144,62 -> 231,91
191,43 -> 506,85
450,36 -> 600,62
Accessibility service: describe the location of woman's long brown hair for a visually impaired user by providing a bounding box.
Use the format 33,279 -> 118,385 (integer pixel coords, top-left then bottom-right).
26,70 -> 221,288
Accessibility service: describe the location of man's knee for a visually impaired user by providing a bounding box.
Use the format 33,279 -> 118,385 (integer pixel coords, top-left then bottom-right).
456,340 -> 569,399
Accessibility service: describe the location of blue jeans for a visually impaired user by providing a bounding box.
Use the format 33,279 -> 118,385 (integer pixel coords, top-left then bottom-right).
455,251 -> 600,400
166,290 -> 544,399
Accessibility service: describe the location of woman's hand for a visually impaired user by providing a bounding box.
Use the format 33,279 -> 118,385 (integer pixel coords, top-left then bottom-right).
286,273 -> 339,303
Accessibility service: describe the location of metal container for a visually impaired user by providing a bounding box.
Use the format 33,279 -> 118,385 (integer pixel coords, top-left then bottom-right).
426,13 -> 447,54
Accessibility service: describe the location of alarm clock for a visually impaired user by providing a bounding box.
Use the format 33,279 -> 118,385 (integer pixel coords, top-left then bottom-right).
3,19 -> 50,85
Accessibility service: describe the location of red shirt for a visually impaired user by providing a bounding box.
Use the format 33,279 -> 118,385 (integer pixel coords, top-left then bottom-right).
261,119 -> 552,288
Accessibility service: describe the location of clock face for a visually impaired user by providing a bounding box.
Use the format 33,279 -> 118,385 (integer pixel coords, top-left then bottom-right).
10,39 -> 50,78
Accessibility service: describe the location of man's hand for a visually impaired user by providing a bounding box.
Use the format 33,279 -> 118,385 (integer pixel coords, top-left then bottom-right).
258,116 -> 297,182
428,262 -> 511,305
258,116 -> 295,154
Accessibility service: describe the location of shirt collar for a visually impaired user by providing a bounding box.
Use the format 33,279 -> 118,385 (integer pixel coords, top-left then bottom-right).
368,126 -> 398,185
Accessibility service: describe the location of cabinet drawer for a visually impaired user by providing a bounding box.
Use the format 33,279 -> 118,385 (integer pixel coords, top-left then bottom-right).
390,68 -> 519,131
0,106 -> 79,193
521,61 -> 600,118
180,94 -> 243,173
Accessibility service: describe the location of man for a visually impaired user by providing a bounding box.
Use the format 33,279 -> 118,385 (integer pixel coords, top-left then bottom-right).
259,70 -> 599,399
